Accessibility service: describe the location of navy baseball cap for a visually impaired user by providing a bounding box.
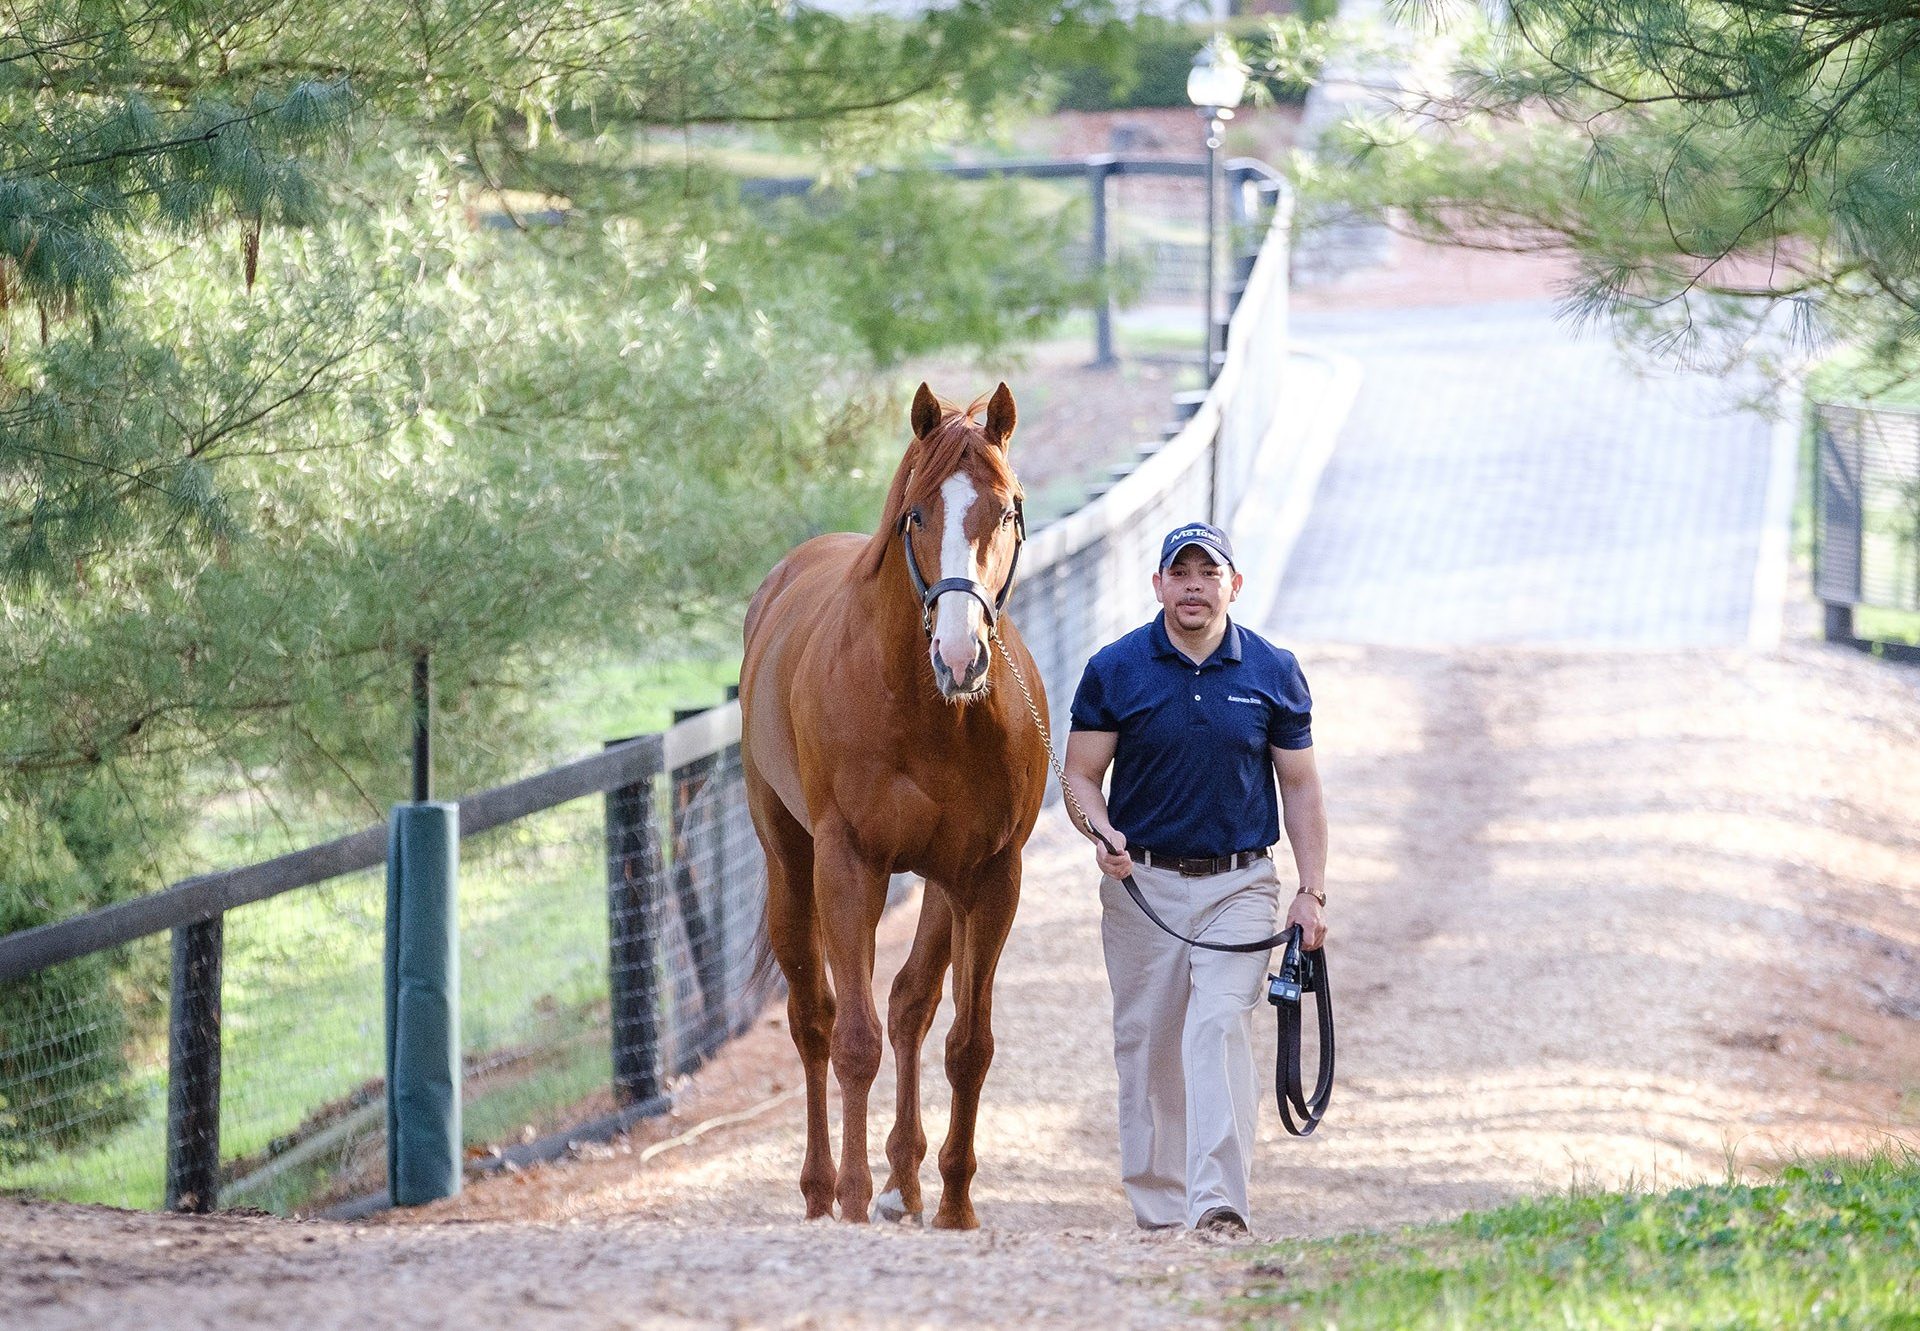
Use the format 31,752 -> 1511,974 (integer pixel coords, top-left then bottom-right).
1159,521 -> 1234,570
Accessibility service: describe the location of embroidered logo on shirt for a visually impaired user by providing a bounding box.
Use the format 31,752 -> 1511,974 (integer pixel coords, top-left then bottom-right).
1226,694 -> 1262,705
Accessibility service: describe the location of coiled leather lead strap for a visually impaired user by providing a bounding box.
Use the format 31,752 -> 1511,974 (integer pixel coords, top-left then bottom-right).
1112,874 -> 1334,1135
1268,926 -> 1335,1136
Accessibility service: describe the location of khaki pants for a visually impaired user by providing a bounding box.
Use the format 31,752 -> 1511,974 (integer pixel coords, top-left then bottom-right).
1099,856 -> 1281,1229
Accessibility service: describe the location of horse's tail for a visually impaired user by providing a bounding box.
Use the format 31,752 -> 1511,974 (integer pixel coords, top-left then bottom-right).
738,760 -> 793,1014
747,912 -> 784,1010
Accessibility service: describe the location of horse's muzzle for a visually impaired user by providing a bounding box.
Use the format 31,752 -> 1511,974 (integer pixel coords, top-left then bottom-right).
933,639 -> 992,699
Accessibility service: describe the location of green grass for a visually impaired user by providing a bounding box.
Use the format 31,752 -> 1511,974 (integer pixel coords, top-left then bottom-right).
1855,605 -> 1920,648
460,1023 -> 612,1148
1232,1151 -> 1920,1330
1029,308 -> 1206,353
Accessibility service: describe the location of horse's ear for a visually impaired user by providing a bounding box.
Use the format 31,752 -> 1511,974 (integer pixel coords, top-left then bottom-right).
984,382 -> 1016,450
911,382 -> 942,440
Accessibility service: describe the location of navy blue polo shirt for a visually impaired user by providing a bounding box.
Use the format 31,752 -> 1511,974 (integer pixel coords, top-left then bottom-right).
1069,614 -> 1312,860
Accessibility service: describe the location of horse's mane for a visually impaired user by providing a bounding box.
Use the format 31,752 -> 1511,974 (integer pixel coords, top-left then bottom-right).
855,392 -> 1022,580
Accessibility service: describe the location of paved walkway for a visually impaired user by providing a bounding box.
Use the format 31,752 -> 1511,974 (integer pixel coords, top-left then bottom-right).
1265,301 -> 1790,646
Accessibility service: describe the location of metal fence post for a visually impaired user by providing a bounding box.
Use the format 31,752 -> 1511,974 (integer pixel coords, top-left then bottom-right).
605,739 -> 663,1106
1226,169 -> 1259,317
164,916 -> 223,1212
1090,158 -> 1117,367
411,650 -> 433,803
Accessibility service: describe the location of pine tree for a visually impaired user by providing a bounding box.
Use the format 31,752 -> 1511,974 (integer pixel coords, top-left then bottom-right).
1293,0 -> 1920,370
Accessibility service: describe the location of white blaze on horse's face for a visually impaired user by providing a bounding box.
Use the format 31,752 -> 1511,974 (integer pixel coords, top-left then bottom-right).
930,472 -> 992,698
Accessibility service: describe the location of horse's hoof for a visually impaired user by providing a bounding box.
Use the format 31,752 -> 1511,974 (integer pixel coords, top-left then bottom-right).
871,1189 -> 924,1226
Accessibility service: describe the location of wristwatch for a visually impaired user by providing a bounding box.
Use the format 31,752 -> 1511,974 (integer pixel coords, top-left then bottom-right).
1295,886 -> 1326,906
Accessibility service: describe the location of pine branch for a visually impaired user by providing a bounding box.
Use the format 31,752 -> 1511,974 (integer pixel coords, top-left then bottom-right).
11,118 -> 238,178
0,2 -> 170,68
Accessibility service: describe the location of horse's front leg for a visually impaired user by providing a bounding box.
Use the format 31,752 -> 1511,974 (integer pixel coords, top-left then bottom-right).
814,825 -> 891,1222
936,851 -> 1021,1230
877,885 -> 953,1223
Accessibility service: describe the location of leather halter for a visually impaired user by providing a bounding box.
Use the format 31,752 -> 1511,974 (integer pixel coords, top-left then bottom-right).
898,496 -> 1026,639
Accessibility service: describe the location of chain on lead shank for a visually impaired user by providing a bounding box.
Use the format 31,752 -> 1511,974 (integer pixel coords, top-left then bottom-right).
989,622 -> 1099,843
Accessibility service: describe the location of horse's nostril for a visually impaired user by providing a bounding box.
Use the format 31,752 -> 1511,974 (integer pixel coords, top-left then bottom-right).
933,634 -> 976,678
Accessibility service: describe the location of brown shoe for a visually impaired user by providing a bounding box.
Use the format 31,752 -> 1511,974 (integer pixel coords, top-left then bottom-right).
1194,1206 -> 1249,1237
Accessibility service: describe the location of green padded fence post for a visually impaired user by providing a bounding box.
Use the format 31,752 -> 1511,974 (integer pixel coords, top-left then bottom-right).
384,800 -> 460,1206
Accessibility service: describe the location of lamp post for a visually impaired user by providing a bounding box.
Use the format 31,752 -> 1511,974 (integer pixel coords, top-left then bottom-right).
1187,39 -> 1247,387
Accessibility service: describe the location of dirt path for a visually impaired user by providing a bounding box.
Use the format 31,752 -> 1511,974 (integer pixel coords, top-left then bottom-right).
6,640 -> 1915,1330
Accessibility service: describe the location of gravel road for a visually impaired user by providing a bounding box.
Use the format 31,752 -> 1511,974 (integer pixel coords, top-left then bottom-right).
5,641 -> 1916,1330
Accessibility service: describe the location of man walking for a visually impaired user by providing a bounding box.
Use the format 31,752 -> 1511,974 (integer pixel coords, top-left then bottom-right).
1062,521 -> 1328,1237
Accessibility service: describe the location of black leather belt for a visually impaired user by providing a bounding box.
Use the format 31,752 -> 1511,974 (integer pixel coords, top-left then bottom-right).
1127,845 -> 1270,877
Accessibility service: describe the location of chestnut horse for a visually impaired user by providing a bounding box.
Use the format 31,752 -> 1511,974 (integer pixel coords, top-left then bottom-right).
740,382 -> 1047,1229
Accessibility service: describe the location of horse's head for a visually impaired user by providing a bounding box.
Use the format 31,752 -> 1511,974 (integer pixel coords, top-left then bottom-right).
867,381 -> 1024,702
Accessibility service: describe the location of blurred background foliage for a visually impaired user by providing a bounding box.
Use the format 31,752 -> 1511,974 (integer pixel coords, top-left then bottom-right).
1052,11 -> 1328,111
0,0 -> 1164,1129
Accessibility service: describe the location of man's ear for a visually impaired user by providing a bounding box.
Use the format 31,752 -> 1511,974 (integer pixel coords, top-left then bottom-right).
984,381 -> 1016,449
911,382 -> 942,440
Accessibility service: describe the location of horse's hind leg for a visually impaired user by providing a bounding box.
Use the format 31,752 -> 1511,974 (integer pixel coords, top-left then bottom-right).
752,788 -> 836,1219
876,885 -> 953,1224
935,850 -> 1021,1230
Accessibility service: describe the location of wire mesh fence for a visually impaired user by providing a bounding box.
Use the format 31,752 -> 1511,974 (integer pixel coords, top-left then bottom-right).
216,866 -> 387,1212
0,169 -> 1294,1217
0,939 -> 169,1208
0,730 -> 775,1216
659,741 -> 771,1078
1814,402 -> 1920,613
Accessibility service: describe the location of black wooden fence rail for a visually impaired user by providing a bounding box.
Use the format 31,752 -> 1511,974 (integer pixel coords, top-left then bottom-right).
0,738 -> 665,988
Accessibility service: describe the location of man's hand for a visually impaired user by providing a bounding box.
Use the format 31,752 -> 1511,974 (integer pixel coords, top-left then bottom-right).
1091,824 -> 1131,880
1286,890 -> 1326,949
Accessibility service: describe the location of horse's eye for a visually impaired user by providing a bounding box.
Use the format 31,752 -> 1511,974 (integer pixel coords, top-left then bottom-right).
1000,509 -> 1016,526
